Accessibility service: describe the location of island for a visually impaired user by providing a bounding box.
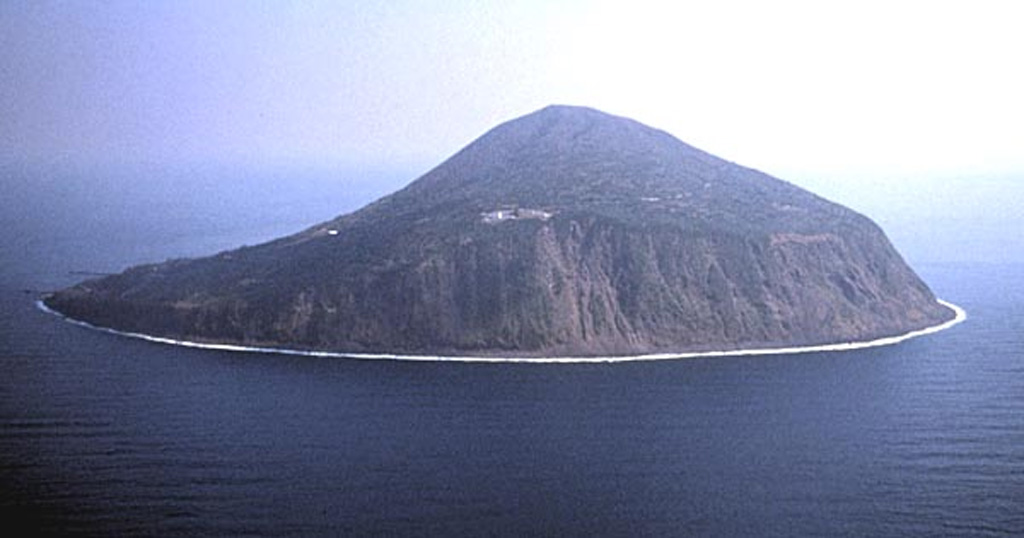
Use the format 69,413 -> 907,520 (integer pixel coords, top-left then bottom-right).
45,105 -> 957,358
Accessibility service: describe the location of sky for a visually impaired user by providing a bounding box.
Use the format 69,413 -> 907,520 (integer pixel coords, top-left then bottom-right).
2,0 -> 1022,262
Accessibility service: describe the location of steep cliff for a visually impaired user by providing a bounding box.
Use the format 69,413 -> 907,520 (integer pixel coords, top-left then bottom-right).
46,105 -> 955,357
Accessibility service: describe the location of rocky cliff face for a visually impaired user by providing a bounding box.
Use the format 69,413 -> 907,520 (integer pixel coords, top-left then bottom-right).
47,105 -> 955,357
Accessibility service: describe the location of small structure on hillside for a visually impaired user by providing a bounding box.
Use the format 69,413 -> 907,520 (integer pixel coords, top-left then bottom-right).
481,207 -> 552,224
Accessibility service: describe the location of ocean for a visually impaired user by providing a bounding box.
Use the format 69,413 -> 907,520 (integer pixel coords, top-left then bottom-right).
2,163 -> 1022,536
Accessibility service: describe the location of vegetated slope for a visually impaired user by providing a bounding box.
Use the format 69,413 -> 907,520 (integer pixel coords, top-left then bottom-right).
47,105 -> 955,357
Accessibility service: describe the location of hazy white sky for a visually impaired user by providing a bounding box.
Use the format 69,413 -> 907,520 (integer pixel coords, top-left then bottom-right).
1,1 -> 1022,264
2,0 -> 1021,178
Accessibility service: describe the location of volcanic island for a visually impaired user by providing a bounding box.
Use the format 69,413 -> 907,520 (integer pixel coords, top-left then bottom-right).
45,106 -> 957,359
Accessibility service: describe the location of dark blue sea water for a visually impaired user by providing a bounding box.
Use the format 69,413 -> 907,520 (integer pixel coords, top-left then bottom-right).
2,163 -> 1022,536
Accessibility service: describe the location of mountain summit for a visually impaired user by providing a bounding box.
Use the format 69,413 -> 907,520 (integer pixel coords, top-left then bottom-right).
46,106 -> 955,357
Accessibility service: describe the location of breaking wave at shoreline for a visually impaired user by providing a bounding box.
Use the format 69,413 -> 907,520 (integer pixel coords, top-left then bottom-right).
37,299 -> 966,364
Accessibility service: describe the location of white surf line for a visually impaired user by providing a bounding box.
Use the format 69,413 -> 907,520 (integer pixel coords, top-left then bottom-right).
37,298 -> 966,364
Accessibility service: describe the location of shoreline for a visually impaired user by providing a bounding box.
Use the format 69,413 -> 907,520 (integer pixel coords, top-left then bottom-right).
36,299 -> 966,364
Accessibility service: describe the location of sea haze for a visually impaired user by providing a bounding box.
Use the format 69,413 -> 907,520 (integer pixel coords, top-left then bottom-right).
1,163 -> 1022,536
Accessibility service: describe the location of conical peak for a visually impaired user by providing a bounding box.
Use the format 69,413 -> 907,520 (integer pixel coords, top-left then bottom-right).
399,105 -> 719,204
487,104 -> 674,149
520,104 -> 623,126
385,105 -> 841,235
528,103 -> 605,116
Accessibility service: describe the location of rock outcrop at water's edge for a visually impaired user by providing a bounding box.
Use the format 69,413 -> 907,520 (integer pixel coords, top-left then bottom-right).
46,105 -> 956,357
